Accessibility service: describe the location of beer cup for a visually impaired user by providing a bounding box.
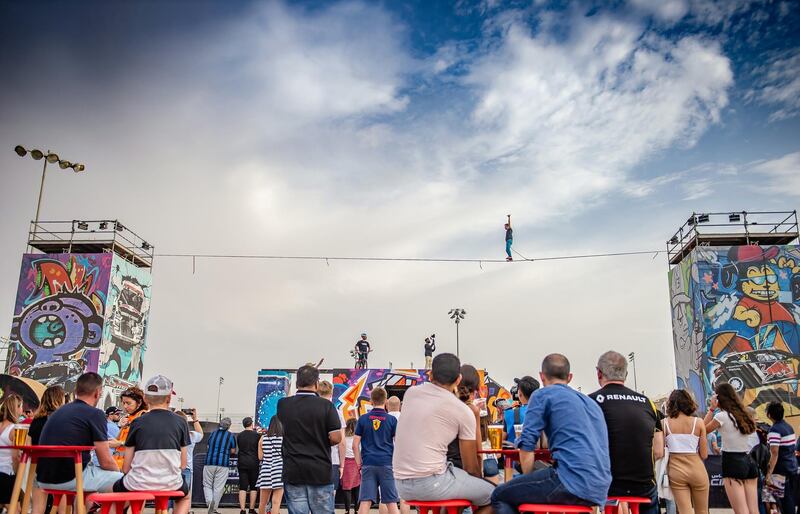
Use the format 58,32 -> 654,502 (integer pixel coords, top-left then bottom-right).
514,423 -> 524,440
12,424 -> 29,446
488,424 -> 503,450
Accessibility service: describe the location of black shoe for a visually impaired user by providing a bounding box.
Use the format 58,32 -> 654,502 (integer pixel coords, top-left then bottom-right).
241,510 -> 247,514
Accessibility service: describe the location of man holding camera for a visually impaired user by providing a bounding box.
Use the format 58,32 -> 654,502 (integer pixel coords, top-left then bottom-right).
503,376 -> 539,446
424,335 -> 436,369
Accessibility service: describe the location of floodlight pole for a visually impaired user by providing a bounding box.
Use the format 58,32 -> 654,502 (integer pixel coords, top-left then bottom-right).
628,352 -> 638,392
33,156 -> 49,239
216,376 -> 224,422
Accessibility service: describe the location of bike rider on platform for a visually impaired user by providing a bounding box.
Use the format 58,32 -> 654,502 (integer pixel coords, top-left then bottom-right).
355,333 -> 371,369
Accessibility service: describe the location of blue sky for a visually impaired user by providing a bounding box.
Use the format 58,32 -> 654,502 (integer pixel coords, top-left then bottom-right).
1,0 -> 799,415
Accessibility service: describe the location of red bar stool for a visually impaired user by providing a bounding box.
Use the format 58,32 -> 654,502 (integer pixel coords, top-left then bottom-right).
42,489 -> 77,514
86,492 -> 155,514
149,490 -> 185,514
605,497 -> 652,514
518,505 -> 594,514
406,499 -> 473,514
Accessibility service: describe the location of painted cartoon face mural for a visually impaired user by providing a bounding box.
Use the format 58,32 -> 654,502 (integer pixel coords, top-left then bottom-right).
9,254 -> 112,392
99,256 -> 152,384
670,244 -> 800,426
9,253 -> 152,401
253,368 -> 512,429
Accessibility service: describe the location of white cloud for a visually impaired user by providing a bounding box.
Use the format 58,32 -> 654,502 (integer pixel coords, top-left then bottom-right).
746,50 -> 800,121
751,151 -> 800,194
629,0 -> 689,22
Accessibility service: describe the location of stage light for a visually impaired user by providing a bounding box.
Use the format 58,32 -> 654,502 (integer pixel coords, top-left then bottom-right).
142,241 -> 151,250
115,222 -> 125,232
687,216 -> 696,226
58,160 -> 71,169
99,222 -> 108,230
729,213 -> 741,222
30,149 -> 44,160
76,221 -> 89,230
46,153 -> 59,164
71,163 -> 85,172
14,145 -> 27,157
697,214 -> 710,223
669,236 -> 679,245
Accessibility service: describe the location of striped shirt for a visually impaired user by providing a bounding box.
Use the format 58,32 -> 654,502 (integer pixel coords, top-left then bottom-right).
205,428 -> 237,467
768,420 -> 798,475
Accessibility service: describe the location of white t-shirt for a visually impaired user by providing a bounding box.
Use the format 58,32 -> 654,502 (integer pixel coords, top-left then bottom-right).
389,411 -> 401,420
330,411 -> 345,466
187,431 -> 203,471
0,425 -> 14,475
714,411 -> 756,452
345,435 -> 355,459
392,382 -> 476,479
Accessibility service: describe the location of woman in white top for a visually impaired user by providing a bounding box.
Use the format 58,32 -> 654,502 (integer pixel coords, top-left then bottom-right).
663,389 -> 709,514
0,393 -> 23,508
704,383 -> 758,514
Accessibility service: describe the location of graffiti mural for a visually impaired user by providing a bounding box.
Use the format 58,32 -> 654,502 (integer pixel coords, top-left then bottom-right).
9,254 -> 112,393
254,371 -> 291,429
670,244 -> 800,424
99,255 -> 152,384
253,368 -> 511,429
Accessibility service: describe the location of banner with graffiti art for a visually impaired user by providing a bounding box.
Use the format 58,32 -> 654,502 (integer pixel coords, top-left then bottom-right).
254,368 -> 511,429
9,253 -> 112,395
98,255 -> 152,385
670,244 -> 800,424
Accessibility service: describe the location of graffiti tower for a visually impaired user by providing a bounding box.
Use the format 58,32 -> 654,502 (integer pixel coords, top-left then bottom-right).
667,211 -> 800,425
7,220 -> 154,408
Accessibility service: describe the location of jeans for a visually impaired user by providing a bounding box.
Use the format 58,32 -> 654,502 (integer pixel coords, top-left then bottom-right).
203,465 -> 229,508
285,483 -> 334,514
491,467 -> 593,514
506,239 -> 513,258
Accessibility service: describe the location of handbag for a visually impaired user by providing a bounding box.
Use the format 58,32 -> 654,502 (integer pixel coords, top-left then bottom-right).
656,446 -> 673,501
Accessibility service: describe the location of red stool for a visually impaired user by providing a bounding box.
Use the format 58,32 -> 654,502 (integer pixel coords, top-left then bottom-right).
605,497 -> 651,514
86,492 -> 155,514
406,500 -> 473,514
42,490 -> 77,514
149,490 -> 185,514
518,505 -> 594,514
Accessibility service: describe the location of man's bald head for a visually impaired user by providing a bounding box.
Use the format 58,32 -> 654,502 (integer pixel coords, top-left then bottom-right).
541,353 -> 570,381
386,396 -> 401,412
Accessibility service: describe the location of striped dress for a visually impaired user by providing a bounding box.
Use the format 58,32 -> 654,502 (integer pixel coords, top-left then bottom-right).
256,435 -> 283,489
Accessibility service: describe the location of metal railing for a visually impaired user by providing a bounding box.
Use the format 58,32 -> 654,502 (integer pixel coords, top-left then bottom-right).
666,210 -> 799,264
27,219 -> 154,268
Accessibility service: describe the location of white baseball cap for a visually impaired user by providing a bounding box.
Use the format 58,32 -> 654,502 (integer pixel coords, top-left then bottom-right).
144,375 -> 174,395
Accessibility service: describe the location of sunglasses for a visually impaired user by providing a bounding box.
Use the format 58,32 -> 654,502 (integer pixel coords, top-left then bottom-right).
743,275 -> 777,285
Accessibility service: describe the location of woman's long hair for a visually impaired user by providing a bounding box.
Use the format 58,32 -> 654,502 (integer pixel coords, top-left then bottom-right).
715,383 -> 755,435
345,417 -> 357,437
0,393 -> 23,424
457,364 -> 480,403
35,385 -> 66,419
267,415 -> 283,437
121,387 -> 148,415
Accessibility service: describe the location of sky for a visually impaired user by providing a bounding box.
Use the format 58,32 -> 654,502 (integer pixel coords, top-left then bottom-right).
1,0 -> 799,418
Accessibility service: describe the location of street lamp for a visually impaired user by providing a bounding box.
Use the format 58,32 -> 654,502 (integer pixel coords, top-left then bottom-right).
14,145 -> 86,239
448,308 -> 467,358
216,377 -> 224,421
628,352 -> 638,392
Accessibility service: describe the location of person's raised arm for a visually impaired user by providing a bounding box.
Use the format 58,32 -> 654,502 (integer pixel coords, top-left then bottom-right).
507,214 -> 511,228
191,409 -> 202,434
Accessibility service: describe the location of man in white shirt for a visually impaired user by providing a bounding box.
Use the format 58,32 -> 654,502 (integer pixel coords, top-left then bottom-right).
393,354 -> 494,513
387,397 -> 401,420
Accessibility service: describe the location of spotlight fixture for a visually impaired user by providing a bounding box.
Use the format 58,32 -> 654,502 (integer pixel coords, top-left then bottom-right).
14,145 -> 26,157
142,241 -> 151,250
669,236 -> 679,245
76,221 -> 89,231
114,222 -> 125,232
729,213 -> 741,222
30,149 -> 44,160
72,163 -> 85,172
697,214 -> 710,223
687,216 -> 696,226
58,160 -> 71,169
99,222 -> 108,230
46,153 -> 59,164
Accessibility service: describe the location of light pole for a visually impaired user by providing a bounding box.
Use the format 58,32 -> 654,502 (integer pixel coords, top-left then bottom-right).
628,352 -> 638,392
14,145 -> 85,239
216,376 -> 224,421
448,308 -> 467,358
